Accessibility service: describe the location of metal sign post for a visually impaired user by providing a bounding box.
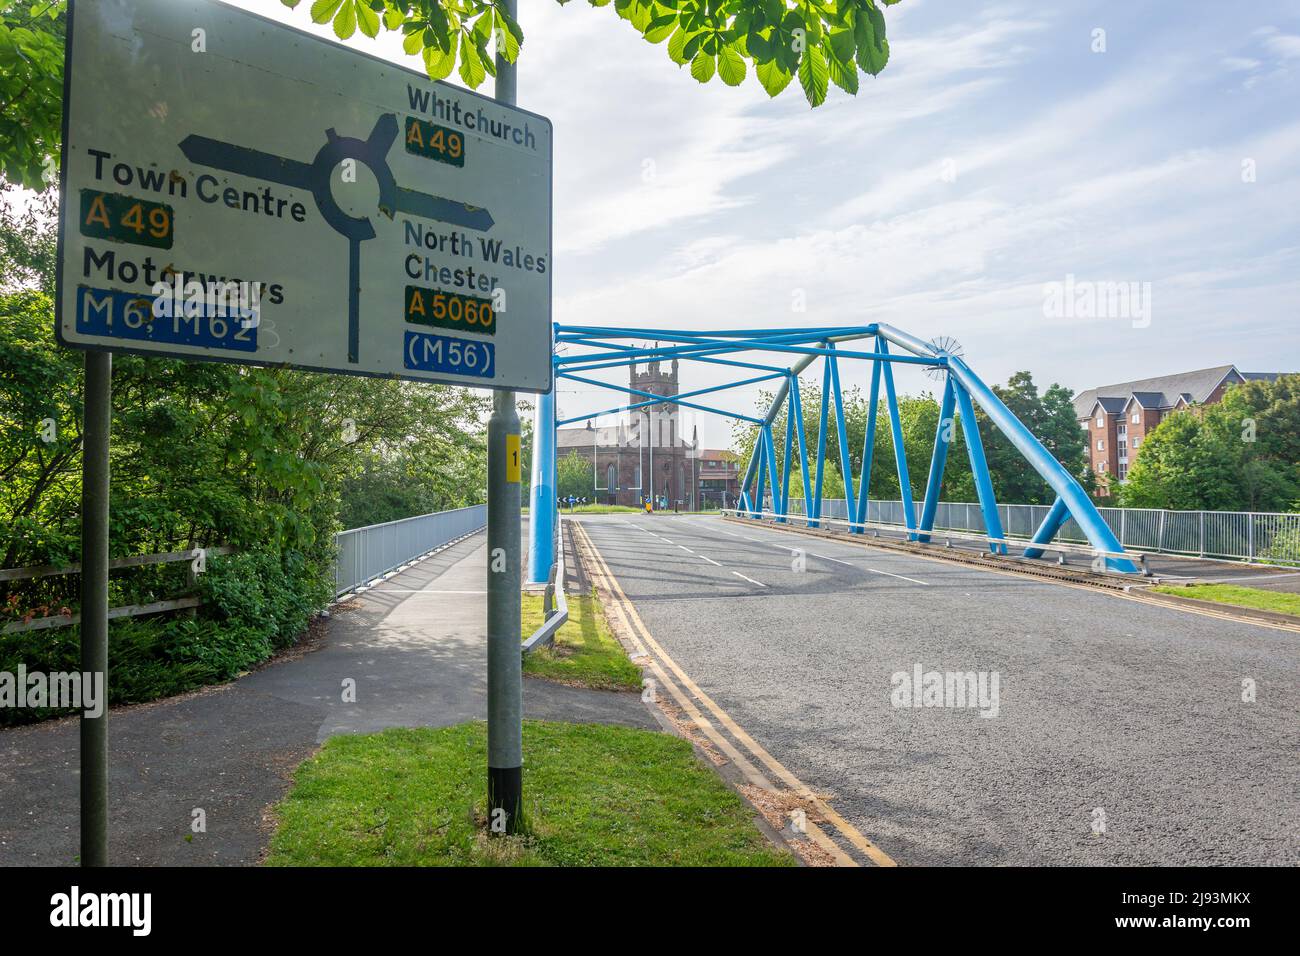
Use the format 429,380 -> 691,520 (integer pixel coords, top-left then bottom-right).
79,349 -> 111,867
486,0 -> 523,835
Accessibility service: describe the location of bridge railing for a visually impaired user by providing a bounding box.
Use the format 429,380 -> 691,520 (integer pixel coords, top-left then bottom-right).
333,505 -> 487,596
777,499 -> 1300,564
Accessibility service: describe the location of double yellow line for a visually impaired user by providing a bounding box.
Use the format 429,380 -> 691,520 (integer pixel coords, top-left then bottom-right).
571,520 -> 897,867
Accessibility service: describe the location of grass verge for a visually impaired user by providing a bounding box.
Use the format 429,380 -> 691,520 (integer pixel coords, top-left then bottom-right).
521,590 -> 641,690
1151,583 -> 1300,617
265,720 -> 794,866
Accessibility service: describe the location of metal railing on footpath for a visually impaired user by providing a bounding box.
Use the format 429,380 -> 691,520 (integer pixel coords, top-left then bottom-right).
771,499 -> 1300,564
333,505 -> 487,596
522,513 -> 567,655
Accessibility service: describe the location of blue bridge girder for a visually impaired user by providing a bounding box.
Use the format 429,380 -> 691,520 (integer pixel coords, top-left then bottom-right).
526,323 -> 1136,584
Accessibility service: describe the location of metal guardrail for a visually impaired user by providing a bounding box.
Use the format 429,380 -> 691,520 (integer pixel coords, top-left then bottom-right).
725,508 -> 1155,575
775,499 -> 1300,564
333,505 -> 487,596
522,514 -> 567,655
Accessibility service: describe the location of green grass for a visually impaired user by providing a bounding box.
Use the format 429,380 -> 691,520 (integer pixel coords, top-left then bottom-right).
265,720 -> 793,867
521,590 -> 642,690
1151,583 -> 1300,617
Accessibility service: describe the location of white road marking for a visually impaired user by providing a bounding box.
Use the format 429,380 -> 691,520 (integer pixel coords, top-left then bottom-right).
810,552 -> 929,586
699,555 -> 723,566
660,537 -> 675,544
811,552 -> 853,566
732,571 -> 768,588
677,545 -> 695,554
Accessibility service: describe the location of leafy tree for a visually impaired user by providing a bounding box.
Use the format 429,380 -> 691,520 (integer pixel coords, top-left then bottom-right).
282,0 -> 904,109
974,371 -> 1090,505
1118,376 -> 1300,512
556,449 -> 593,500
0,1 -> 64,190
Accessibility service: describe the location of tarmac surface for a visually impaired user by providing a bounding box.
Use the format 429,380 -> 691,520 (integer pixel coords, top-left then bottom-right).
0,531 -> 654,866
578,513 -> 1299,865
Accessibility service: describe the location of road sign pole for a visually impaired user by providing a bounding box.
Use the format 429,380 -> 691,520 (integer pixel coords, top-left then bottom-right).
487,0 -> 523,835
80,349 -> 111,866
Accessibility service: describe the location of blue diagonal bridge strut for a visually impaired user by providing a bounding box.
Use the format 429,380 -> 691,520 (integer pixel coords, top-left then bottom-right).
525,323 -> 1137,584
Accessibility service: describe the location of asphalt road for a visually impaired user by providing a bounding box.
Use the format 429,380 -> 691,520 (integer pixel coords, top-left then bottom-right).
578,514 -> 1299,866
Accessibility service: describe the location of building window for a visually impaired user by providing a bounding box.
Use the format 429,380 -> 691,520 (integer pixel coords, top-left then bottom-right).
1132,412 -> 1140,424
1096,415 -> 1104,428
1098,461 -> 1107,473
606,464 -> 617,491
1118,463 -> 1128,479
1132,438 -> 1141,450
1097,439 -> 1104,451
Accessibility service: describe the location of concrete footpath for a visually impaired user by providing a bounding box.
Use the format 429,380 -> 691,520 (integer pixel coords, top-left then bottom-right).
0,531 -> 656,866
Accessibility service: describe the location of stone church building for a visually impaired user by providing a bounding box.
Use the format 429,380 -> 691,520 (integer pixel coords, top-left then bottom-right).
556,357 -> 701,508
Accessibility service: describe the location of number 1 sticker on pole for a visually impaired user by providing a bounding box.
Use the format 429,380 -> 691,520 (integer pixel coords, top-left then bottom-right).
55,0 -> 553,392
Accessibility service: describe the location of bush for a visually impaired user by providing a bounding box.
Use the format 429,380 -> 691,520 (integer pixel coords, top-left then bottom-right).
198,548 -> 332,650
0,548 -> 333,727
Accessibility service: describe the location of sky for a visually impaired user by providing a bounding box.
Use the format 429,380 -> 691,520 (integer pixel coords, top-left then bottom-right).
229,1 -> 1300,447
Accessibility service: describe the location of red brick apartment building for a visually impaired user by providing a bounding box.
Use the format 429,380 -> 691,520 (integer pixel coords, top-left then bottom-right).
1073,365 -> 1283,496
697,449 -> 740,508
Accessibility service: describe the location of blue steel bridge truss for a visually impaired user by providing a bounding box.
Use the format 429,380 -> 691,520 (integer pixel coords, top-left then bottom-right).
526,323 -> 1136,582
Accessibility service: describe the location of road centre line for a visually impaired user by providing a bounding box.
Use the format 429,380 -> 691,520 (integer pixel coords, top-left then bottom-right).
699,555 -> 722,566
689,521 -> 934,586
677,545 -> 695,554
808,551 -> 930,584
732,571 -> 768,588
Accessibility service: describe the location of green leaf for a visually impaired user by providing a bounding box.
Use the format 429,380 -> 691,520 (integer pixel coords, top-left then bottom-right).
495,10 -> 522,62
644,12 -> 678,44
855,12 -> 888,76
690,48 -> 715,83
423,43 -> 456,81
309,0 -> 344,23
717,44 -> 746,86
667,26 -> 691,64
754,56 -> 793,97
354,1 -> 380,39
797,44 -> 828,106
827,26 -> 856,63
826,42 -> 858,95
332,1 -> 357,40
403,29 -> 423,55
458,33 -> 487,88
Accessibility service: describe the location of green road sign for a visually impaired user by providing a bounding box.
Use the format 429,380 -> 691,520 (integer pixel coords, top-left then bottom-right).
56,0 -> 553,392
